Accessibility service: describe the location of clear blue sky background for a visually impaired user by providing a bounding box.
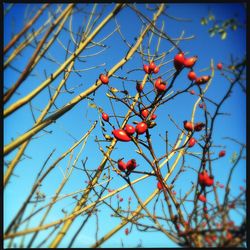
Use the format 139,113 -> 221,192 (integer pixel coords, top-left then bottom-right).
4,3 -> 246,248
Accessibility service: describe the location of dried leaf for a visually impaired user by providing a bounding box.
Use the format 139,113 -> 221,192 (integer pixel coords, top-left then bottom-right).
88,102 -> 97,109
110,87 -> 119,93
221,31 -> 227,40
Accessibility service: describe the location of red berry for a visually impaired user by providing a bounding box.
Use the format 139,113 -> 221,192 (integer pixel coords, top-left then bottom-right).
157,181 -> 163,190
119,198 -> 123,202
99,74 -> 109,84
153,66 -> 160,74
198,170 -> 209,186
183,121 -> 194,131
199,103 -> 204,108
125,228 -> 129,235
143,64 -> 150,74
211,235 -> 217,241
141,109 -> 149,118
126,159 -> 137,172
204,176 -> 214,187
188,137 -> 196,147
188,71 -> 197,81
150,114 -> 157,120
118,159 -> 127,171
174,52 -> 185,71
135,122 -> 148,134
102,112 -> 109,122
149,61 -> 156,71
219,150 -> 226,157
194,122 -> 205,132
217,63 -> 223,70
183,56 -> 198,68
112,129 -> 131,142
124,124 -> 135,135
226,232 -> 233,240
198,194 -> 207,203
189,90 -> 195,95
154,78 -> 166,92
136,83 -> 143,93
195,75 -> 211,85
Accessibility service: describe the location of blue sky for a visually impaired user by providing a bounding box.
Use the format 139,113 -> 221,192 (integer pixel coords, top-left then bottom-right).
4,3 -> 246,248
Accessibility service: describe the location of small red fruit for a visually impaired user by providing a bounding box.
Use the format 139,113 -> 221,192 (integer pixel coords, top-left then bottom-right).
154,78 -> 166,92
217,63 -> 223,70
119,198 -> 123,202
149,61 -> 156,71
112,129 -> 131,142
135,122 -> 148,134
153,66 -> 160,74
188,71 -> 197,81
194,122 -> 205,132
126,159 -> 137,172
199,103 -> 204,109
143,64 -> 150,74
205,176 -> 214,187
226,232 -> 233,240
198,194 -> 207,202
198,170 -> 209,186
157,181 -> 163,190
211,235 -> 217,241
195,75 -> 211,85
150,114 -> 157,120
189,90 -> 195,95
183,56 -> 198,68
219,150 -> 226,157
188,137 -> 196,147
102,112 -> 109,122
183,121 -> 194,131
99,74 -> 109,84
174,52 -> 185,71
125,228 -> 129,235
124,124 -> 135,135
118,159 -> 127,171
136,83 -> 143,93
141,109 -> 149,118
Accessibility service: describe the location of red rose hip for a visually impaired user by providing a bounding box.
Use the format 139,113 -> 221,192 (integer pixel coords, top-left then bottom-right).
149,61 -> 156,71
217,63 -> 223,70
188,71 -> 197,81
143,64 -> 150,74
135,122 -> 148,134
174,52 -> 185,71
141,109 -> 149,118
183,56 -> 198,68
118,159 -> 127,171
126,159 -> 137,172
188,137 -> 196,147
112,129 -> 131,142
198,194 -> 207,202
157,181 -> 163,190
153,66 -> 160,74
219,150 -> 226,157
183,121 -> 194,131
102,112 -> 109,122
125,124 -> 135,135
99,74 -> 109,84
